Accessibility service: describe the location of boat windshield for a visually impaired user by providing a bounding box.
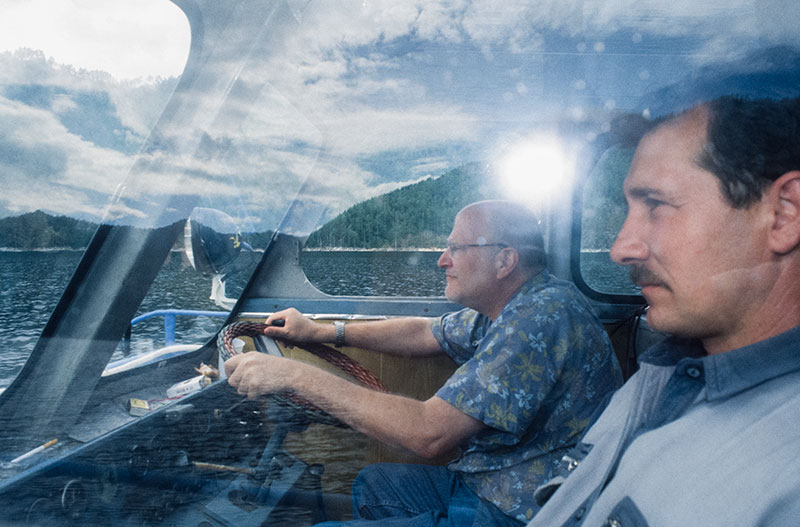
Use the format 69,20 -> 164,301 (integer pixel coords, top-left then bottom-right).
2,1 -> 800,525
5,1 -> 799,389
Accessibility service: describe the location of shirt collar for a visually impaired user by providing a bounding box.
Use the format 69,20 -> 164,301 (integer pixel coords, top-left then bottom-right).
641,325 -> 800,401
510,269 -> 550,303
478,270 -> 550,331
701,325 -> 800,400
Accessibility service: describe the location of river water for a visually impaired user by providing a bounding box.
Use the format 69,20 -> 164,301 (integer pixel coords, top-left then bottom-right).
0,249 -> 631,389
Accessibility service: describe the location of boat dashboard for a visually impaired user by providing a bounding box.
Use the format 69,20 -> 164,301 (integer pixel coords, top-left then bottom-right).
0,336 -> 361,526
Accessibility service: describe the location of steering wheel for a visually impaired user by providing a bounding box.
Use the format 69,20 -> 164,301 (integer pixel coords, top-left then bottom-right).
217,322 -> 388,427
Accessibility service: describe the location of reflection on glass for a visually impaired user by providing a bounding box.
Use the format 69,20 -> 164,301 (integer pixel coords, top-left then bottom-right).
580,145 -> 637,295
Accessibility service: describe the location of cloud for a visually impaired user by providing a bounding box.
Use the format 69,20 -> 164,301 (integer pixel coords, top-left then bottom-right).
0,50 -> 176,140
0,49 -> 185,221
0,95 -> 132,219
408,157 -> 453,177
0,0 -> 189,80
315,105 -> 479,157
2,0 -> 800,232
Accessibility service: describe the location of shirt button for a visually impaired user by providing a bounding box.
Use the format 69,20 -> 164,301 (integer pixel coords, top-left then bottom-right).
605,518 -> 622,527
574,506 -> 585,520
686,366 -> 702,378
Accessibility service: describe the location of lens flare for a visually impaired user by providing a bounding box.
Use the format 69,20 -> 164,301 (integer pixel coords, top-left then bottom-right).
497,137 -> 574,205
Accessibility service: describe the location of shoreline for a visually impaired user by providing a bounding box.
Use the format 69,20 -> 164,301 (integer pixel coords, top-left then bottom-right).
303,247 -> 445,252
1,246 -> 612,254
0,247 -> 85,252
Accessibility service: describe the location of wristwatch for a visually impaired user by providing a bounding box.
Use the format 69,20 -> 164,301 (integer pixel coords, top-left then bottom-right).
334,321 -> 346,347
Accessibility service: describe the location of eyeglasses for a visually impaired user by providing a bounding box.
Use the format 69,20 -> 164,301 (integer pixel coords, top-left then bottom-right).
445,242 -> 508,254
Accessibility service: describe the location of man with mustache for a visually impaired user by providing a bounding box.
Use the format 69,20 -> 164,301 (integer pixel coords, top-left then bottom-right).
226,200 -> 622,526
530,96 -> 800,526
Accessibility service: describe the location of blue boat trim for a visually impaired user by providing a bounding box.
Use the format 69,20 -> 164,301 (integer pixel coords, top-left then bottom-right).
125,309 -> 230,346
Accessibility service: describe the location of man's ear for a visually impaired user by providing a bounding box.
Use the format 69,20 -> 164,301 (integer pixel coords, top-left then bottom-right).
495,247 -> 519,279
768,170 -> 800,255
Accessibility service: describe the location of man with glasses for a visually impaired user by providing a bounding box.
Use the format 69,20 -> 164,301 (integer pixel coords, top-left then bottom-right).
226,200 -> 622,526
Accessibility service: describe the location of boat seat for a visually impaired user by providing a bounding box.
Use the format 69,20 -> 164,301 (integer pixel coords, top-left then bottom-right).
605,309 -> 665,381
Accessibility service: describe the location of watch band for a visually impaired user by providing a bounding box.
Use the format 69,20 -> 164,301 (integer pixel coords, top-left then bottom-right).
334,321 -> 346,347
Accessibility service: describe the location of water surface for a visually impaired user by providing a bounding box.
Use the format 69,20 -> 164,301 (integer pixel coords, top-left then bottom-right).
0,249 -> 632,389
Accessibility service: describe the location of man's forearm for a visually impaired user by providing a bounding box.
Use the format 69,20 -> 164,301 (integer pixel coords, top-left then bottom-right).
289,359 -> 480,458
336,317 -> 443,357
265,309 -> 443,358
226,352 -> 482,459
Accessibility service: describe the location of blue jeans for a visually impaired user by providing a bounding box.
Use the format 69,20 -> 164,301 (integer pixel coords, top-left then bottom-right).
315,463 -> 524,527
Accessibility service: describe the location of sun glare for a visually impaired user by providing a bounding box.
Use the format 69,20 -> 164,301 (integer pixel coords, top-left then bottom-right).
496,137 -> 574,205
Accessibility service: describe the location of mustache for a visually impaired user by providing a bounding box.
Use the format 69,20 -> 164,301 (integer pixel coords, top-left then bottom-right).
629,265 -> 669,290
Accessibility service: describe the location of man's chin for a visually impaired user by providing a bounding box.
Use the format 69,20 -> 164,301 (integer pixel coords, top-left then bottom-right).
643,305 -> 681,336
443,287 -> 461,305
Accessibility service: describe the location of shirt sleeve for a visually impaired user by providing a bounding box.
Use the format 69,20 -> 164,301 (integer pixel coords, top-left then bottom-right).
430,307 -> 482,365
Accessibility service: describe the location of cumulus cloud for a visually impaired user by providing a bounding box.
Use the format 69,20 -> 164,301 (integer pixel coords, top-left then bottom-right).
0,50 -> 181,221
0,50 -> 176,141
1,0 -> 799,232
0,94 -> 131,218
0,0 -> 189,80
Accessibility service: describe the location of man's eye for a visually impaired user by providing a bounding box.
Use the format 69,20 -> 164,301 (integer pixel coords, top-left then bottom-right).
644,198 -> 665,211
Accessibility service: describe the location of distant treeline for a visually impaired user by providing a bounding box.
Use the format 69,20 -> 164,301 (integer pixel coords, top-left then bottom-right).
0,164 -> 498,251
2,158 -> 626,252
0,210 -> 276,251
0,210 -> 97,249
305,162 -> 501,249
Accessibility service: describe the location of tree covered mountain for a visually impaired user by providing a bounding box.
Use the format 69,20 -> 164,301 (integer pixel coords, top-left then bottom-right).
306,162 -> 501,249
0,211 -> 276,251
0,210 -> 98,249
0,161 -> 526,251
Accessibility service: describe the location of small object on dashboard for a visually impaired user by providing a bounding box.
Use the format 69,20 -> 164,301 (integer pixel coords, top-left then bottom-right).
166,375 -> 212,398
128,398 -> 151,416
10,439 -> 58,464
195,362 -> 220,379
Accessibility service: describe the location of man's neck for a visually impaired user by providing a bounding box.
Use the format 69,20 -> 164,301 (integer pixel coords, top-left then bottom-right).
485,269 -> 541,320
703,266 -> 800,354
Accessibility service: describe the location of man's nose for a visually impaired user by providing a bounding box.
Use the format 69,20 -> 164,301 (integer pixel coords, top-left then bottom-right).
437,249 -> 451,268
609,217 -> 648,265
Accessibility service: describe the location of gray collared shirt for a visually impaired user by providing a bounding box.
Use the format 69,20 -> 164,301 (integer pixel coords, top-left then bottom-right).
530,325 -> 800,527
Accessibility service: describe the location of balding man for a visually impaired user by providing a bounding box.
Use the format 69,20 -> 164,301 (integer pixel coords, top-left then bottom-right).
226,200 -> 621,527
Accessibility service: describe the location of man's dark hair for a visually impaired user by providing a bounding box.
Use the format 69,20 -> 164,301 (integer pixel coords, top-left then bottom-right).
697,96 -> 800,208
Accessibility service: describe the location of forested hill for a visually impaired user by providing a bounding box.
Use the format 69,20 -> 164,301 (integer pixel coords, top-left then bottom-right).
1,162 -> 497,250
305,162 -> 500,249
0,211 -> 274,251
0,210 -> 97,249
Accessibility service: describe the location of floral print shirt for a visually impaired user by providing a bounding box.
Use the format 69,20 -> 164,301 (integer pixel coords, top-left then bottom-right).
431,271 -> 622,523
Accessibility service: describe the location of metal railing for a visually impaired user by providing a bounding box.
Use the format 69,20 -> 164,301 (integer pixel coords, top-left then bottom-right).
123,309 -> 230,347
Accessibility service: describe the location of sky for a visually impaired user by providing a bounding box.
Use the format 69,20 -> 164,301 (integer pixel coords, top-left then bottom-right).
1,0 -> 799,232
0,0 -> 189,80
